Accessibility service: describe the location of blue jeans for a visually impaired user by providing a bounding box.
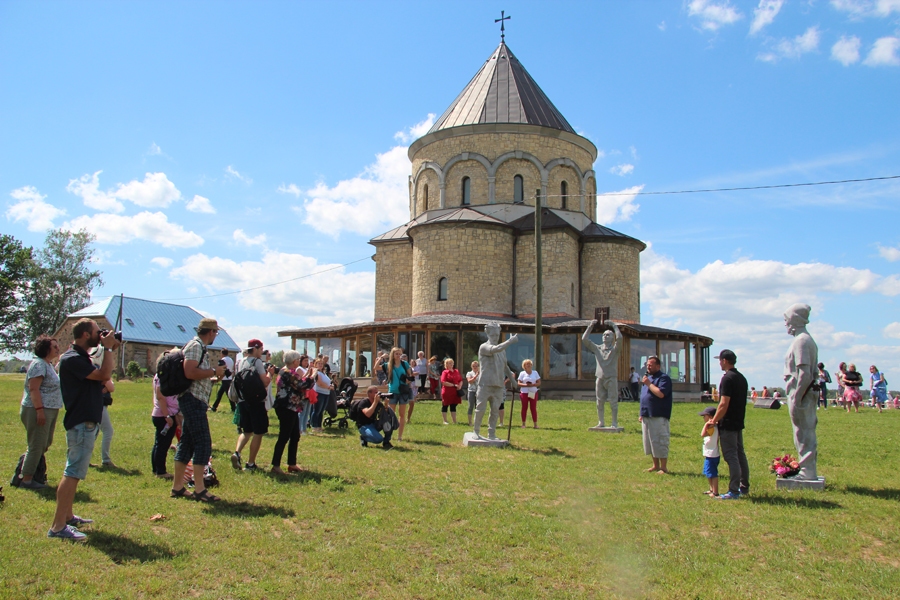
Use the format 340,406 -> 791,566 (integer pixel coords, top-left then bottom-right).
359,423 -> 392,444
310,393 -> 328,428
298,401 -> 312,433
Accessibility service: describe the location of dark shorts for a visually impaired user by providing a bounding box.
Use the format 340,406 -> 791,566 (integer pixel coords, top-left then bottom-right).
175,393 -> 212,467
703,456 -> 720,479
239,400 -> 269,435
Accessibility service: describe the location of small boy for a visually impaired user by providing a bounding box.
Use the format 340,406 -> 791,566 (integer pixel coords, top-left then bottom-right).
699,406 -> 720,497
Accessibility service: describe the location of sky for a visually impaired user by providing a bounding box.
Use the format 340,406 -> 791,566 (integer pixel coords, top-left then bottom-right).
2,0 -> 899,389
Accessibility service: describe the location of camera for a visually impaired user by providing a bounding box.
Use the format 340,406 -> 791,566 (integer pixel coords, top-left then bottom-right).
378,392 -> 394,400
100,329 -> 123,342
218,359 -> 232,377
265,362 -> 276,372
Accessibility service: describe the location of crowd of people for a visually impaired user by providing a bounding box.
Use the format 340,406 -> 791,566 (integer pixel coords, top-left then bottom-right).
748,362 -> 896,412
10,314 -> 895,540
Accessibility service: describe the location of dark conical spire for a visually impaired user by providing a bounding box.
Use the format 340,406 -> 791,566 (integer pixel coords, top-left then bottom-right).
427,42 -> 576,135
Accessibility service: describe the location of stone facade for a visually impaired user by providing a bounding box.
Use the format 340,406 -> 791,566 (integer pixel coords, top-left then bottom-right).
580,241 -> 641,323
410,224 -> 514,316
514,230 -> 581,317
373,241 -> 413,321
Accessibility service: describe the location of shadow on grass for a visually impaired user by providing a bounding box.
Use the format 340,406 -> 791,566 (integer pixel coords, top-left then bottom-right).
843,486 -> 900,501
264,469 -> 355,486
31,487 -> 96,503
407,439 -> 451,448
509,445 -> 576,459
88,530 -> 180,564
94,464 -> 142,477
201,498 -> 296,518
747,493 -> 842,509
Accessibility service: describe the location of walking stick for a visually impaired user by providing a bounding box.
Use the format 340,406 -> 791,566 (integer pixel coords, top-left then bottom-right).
507,386 -> 516,442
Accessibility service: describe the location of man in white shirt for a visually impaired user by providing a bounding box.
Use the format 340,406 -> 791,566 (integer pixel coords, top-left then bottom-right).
211,349 -> 235,413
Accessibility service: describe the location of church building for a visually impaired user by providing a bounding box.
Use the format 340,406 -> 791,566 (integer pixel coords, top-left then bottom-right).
280,41 -> 712,400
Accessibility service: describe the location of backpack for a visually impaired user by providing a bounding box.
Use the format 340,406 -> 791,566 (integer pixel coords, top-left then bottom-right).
158,343 -> 207,397
234,357 -> 268,403
349,398 -> 367,425
12,453 -> 47,487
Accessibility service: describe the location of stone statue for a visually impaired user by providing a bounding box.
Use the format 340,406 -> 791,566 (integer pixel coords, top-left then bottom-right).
783,303 -> 819,480
582,320 -> 622,429
472,323 -> 518,440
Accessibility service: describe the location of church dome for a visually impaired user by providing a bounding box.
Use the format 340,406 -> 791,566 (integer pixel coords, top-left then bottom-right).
427,42 -> 576,135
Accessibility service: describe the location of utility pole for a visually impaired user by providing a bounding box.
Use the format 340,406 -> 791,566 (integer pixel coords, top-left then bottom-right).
534,191 -> 543,375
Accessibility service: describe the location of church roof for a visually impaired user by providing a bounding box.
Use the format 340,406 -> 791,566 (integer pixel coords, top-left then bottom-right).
427,42 -> 576,135
370,206 -> 646,250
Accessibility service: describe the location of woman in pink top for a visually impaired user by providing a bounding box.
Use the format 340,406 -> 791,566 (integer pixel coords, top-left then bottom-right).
151,350 -> 182,479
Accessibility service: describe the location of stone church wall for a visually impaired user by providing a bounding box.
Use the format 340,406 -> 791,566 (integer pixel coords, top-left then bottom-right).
580,241 -> 641,323
514,230 -> 580,317
373,241 -> 413,320
410,224 -> 514,316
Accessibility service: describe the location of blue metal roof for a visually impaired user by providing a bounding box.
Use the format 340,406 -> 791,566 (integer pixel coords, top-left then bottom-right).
71,296 -> 241,351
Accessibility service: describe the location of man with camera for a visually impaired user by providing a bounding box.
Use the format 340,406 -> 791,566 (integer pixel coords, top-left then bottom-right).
48,318 -> 120,541
231,339 -> 276,471
170,318 -> 226,502
210,348 -> 234,413
355,385 -> 394,450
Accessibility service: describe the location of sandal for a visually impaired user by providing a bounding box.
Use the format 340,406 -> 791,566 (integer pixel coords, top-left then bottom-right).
287,465 -> 303,473
193,489 -> 220,503
170,487 -> 193,499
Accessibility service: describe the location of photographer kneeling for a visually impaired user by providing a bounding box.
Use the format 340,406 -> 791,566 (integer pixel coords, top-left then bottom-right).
354,385 -> 394,450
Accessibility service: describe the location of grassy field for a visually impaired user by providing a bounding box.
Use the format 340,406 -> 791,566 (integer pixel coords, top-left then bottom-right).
0,375 -> 898,599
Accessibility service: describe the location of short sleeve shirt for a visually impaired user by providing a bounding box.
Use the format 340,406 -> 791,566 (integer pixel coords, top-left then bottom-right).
58,344 -> 104,430
183,337 -> 212,403
21,358 -> 63,410
718,368 -> 748,431
517,370 -> 541,394
639,371 -> 673,420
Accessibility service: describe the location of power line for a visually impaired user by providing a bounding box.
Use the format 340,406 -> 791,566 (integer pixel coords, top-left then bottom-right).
593,174 -> 900,197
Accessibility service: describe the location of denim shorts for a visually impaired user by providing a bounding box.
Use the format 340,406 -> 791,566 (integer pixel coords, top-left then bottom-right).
64,421 -> 98,480
703,456 -> 720,479
388,390 -> 412,406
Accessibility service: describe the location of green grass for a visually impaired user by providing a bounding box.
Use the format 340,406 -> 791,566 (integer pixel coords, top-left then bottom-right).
1,375 -> 898,599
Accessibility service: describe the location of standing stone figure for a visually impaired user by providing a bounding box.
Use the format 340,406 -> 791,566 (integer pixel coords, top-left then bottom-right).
473,323 -> 518,440
582,320 -> 622,428
783,303 -> 819,480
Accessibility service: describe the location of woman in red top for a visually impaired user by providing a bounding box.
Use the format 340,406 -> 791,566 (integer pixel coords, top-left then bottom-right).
439,358 -> 463,425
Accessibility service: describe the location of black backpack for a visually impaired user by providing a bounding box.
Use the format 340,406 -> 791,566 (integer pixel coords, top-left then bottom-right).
12,453 -> 47,486
234,358 -> 267,403
349,398 -> 367,426
158,343 -> 206,397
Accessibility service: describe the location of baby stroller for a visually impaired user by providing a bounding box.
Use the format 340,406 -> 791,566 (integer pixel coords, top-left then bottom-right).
323,377 -> 358,430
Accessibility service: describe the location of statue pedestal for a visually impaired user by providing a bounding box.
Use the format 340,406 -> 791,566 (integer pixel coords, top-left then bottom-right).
463,432 -> 509,447
588,426 -> 624,433
775,476 -> 826,491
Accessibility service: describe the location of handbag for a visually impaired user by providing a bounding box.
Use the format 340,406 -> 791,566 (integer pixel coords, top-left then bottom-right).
457,388 -> 466,398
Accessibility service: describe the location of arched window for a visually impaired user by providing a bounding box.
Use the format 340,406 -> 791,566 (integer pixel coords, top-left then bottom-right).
461,177 -> 471,206
423,184 -> 429,209
560,181 -> 568,210
438,277 -> 448,301
514,175 -> 524,203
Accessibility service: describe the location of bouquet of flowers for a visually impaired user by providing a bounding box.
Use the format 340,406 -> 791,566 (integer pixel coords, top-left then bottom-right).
769,454 -> 800,478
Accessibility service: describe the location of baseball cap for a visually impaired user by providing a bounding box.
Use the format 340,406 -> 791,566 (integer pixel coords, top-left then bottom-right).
247,339 -> 263,350
699,406 -> 717,417
714,349 -> 737,363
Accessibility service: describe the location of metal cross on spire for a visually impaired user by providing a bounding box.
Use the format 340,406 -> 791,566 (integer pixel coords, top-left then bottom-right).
495,10 -> 511,43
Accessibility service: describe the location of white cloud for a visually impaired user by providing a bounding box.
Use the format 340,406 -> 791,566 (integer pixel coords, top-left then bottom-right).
151,257 -> 173,268
687,0 -> 743,31
63,211 -> 204,248
658,21 -> 667,31
831,0 -> 900,17
877,244 -> 900,261
640,246 -> 900,383
90,249 -> 126,266
884,322 -> 900,339
299,144 -> 412,237
170,251 -> 376,322
147,142 -> 163,156
277,183 -> 302,197
831,35 -> 862,65
863,36 -> 900,66
233,229 -> 267,247
393,113 -> 437,144
223,325 -> 294,354
750,0 -> 784,35
6,186 -> 66,231
67,171 -> 124,213
609,164 -> 635,176
114,172 -> 181,208
225,165 -> 252,184
758,26 -> 821,62
596,184 -> 643,225
186,194 -> 215,214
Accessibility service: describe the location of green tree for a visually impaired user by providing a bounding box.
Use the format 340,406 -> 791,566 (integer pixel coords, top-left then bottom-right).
0,234 -> 35,353
25,229 -> 103,341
